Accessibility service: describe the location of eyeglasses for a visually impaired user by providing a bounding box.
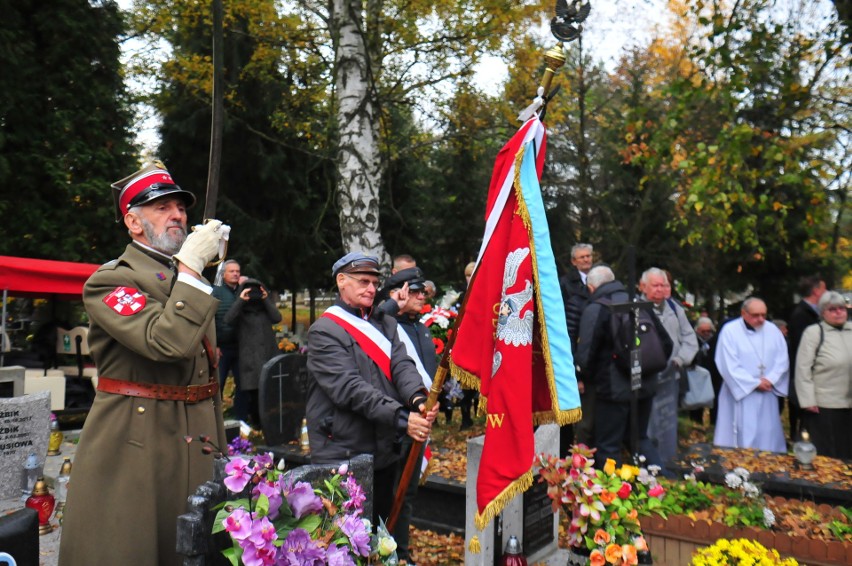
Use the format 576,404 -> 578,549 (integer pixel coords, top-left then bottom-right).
341,273 -> 379,289
410,289 -> 427,296
825,306 -> 847,313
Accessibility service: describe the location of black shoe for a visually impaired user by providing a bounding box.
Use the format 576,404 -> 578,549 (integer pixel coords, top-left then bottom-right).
460,419 -> 473,431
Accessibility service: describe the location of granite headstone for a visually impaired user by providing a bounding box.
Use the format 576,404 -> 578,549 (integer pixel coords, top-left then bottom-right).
647,367 -> 680,469
0,391 -> 51,499
258,353 -> 309,446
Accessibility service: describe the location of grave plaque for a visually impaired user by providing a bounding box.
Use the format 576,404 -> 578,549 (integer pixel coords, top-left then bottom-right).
522,478 -> 554,556
258,353 -> 309,446
0,391 -> 51,499
647,367 -> 680,468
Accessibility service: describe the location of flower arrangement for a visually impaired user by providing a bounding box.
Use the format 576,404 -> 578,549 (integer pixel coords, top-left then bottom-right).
278,337 -> 299,352
538,445 -> 662,565
419,290 -> 459,355
689,538 -> 798,565
213,453 -> 398,565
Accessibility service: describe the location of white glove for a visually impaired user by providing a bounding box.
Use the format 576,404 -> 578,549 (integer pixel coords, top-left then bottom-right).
173,219 -> 229,274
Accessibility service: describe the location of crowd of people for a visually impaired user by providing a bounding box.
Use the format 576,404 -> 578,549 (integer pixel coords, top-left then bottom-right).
558,245 -> 852,471
57,161 -> 850,565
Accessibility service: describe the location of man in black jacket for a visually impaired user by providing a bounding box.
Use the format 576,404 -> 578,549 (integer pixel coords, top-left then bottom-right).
786,274 -> 826,440
380,266 -> 436,565
575,265 -> 661,467
559,243 -> 594,455
306,252 -> 439,527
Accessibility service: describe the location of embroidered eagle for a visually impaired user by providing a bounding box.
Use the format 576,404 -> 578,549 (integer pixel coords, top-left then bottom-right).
496,247 -> 534,347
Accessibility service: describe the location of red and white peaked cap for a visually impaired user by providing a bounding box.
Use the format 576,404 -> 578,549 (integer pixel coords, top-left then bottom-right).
110,160 -> 196,222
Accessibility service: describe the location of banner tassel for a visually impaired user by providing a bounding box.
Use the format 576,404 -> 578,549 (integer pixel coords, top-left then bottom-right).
469,535 -> 481,554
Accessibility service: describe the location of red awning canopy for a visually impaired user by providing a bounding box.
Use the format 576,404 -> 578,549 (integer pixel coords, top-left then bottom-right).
0,256 -> 100,300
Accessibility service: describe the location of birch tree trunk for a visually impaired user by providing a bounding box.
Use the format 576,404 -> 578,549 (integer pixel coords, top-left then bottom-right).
332,0 -> 389,265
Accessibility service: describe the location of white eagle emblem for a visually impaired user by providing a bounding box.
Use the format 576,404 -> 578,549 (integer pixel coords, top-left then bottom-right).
495,247 -> 534,347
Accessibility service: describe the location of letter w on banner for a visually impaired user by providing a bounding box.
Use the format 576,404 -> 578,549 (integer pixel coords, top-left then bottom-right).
449,116 -> 581,530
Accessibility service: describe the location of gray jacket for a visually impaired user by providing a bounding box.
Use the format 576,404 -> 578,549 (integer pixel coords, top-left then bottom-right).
306,299 -> 428,469
652,298 -> 699,368
795,321 -> 852,409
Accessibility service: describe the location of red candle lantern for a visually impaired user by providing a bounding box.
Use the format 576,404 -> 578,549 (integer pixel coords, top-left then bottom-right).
25,477 -> 56,535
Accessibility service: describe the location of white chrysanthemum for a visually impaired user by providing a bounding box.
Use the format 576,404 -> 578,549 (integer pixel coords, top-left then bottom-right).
734,466 -> 750,480
763,507 -> 776,527
637,469 -> 652,485
725,472 -> 743,489
743,481 -> 760,498
435,315 -> 450,329
683,473 -> 696,481
647,464 -> 661,476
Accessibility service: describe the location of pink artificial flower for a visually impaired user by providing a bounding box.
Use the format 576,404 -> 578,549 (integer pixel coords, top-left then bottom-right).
617,482 -> 632,499
248,515 -> 278,547
222,508 -> 252,540
224,457 -> 255,493
648,484 -> 665,499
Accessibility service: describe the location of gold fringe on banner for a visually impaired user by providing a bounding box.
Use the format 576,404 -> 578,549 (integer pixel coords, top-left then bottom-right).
469,535 -> 481,554
474,470 -> 534,531
450,359 -> 480,391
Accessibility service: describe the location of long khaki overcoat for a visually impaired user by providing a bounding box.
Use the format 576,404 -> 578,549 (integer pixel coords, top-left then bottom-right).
59,243 -> 226,566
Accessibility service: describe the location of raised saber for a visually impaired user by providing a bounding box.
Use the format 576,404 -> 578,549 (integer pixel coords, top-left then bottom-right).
204,0 -> 224,222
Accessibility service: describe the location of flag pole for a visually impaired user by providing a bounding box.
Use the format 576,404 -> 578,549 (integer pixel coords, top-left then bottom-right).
386,264 -> 481,531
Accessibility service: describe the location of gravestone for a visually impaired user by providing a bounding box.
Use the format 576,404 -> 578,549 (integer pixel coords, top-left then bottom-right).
0,391 -> 51,499
465,423 -> 568,565
258,353 -> 309,446
0,366 -> 25,399
647,366 -> 680,470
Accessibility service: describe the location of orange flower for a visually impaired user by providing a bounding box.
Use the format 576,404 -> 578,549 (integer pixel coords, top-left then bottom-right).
627,508 -> 638,520
593,529 -> 611,546
599,490 -> 616,505
611,511 -> 619,520
605,544 -> 622,564
621,544 -> 638,565
634,536 -> 648,552
590,549 -> 606,566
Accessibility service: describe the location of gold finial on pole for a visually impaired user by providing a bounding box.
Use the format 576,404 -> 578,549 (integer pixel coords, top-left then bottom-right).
539,44 -> 567,97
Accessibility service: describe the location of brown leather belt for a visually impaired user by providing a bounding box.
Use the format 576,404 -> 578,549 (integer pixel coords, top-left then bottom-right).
97,376 -> 218,403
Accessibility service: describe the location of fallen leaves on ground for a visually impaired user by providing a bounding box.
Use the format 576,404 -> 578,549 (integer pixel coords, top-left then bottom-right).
711,448 -> 852,490
408,527 -> 465,565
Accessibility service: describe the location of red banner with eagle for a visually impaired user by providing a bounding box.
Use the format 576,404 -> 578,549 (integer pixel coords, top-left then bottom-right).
449,116 -> 581,531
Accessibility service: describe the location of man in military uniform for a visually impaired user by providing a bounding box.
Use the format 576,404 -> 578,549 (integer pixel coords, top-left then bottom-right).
59,162 -> 230,566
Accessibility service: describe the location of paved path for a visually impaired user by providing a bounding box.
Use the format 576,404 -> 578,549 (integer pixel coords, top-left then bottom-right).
0,431 -> 78,566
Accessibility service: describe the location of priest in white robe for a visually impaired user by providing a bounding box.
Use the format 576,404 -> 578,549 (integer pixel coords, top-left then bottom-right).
714,297 -> 789,452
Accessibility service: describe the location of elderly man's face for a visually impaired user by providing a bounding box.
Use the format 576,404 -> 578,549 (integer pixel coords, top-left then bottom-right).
741,300 -> 768,329
643,273 -> 671,304
571,248 -> 593,274
337,272 -> 379,310
695,323 -> 714,341
127,197 -> 188,255
223,263 -> 241,286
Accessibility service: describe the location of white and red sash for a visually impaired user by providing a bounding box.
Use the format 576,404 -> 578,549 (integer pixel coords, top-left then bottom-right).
396,328 -> 433,389
322,305 -> 392,380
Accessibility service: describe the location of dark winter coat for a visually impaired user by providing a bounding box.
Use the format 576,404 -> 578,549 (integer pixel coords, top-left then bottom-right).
787,299 -> 820,405
574,279 -> 657,402
396,313 -> 438,381
212,283 -> 239,347
560,267 -> 591,350
306,299 -> 428,470
224,279 -> 282,391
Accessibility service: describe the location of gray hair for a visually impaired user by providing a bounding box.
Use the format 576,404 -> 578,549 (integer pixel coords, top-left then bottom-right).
587,265 -> 614,288
741,296 -> 765,313
695,317 -> 715,331
640,267 -> 667,286
571,243 -> 593,259
818,290 -> 847,313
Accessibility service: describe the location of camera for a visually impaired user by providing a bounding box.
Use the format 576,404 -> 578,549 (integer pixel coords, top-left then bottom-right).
247,285 -> 263,300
